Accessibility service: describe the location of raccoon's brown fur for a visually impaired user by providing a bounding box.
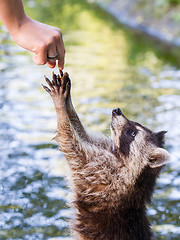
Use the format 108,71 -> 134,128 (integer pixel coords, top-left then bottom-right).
42,72 -> 170,240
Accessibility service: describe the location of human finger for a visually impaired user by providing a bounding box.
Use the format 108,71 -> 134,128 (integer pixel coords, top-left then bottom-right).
57,44 -> 65,70
55,33 -> 65,70
47,44 -> 57,68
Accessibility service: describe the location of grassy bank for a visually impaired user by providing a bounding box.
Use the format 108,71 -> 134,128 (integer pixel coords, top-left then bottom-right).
95,0 -> 180,41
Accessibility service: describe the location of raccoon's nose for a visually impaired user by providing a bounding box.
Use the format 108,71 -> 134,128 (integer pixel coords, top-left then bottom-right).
112,108 -> 123,116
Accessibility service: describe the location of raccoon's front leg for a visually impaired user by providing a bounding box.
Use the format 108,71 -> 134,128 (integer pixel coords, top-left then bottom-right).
43,72 -> 70,126
43,72 -> 88,139
42,73 -> 86,169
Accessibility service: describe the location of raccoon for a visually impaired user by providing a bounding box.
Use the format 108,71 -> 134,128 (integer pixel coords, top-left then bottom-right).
42,72 -> 170,240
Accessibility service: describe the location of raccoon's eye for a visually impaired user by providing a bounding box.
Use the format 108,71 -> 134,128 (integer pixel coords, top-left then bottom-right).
127,130 -> 136,138
131,131 -> 136,137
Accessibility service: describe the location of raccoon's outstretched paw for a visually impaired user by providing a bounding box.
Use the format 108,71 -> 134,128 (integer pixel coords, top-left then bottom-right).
42,72 -> 61,96
42,71 -> 71,105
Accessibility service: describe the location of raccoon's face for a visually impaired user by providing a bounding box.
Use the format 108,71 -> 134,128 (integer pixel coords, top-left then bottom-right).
110,108 -> 170,169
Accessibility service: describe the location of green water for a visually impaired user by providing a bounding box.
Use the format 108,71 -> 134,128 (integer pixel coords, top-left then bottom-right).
0,0 -> 179,239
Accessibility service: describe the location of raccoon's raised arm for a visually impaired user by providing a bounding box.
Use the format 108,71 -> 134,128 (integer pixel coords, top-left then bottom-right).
42,72 -> 112,169
42,73 -> 87,169
44,72 -> 111,149
43,72 -> 87,139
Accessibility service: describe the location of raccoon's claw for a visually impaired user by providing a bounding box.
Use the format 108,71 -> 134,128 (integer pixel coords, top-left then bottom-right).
41,83 -> 52,95
60,69 -> 63,78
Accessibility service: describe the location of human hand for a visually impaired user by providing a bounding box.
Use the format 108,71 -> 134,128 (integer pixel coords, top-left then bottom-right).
11,16 -> 65,69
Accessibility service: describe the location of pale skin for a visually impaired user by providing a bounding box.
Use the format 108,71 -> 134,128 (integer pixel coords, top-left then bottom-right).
0,0 -> 65,69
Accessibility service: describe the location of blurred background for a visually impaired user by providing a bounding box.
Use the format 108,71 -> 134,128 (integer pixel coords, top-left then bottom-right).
0,0 -> 180,239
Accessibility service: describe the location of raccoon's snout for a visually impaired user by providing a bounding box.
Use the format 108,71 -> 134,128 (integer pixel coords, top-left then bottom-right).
112,108 -> 123,117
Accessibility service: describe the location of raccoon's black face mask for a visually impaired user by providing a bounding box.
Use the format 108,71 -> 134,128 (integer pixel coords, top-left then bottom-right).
110,108 -> 170,168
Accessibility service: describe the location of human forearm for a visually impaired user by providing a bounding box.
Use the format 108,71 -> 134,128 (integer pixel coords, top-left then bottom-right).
0,0 -> 27,35
0,0 -> 65,69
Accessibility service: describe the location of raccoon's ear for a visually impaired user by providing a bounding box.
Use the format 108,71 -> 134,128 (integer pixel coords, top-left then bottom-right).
149,148 -> 170,168
154,131 -> 167,147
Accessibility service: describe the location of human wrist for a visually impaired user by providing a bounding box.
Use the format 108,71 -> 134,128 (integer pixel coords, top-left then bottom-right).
8,14 -> 29,38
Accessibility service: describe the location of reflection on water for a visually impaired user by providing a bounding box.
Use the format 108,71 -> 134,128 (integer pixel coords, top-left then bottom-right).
0,0 -> 180,239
